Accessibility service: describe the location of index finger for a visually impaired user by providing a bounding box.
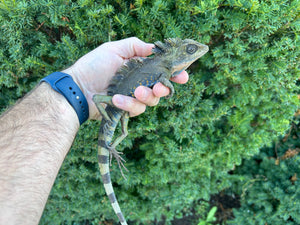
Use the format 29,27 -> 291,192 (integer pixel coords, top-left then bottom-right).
170,70 -> 189,84
152,71 -> 189,97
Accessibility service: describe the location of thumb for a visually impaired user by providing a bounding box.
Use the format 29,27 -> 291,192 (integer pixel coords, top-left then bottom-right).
110,37 -> 154,59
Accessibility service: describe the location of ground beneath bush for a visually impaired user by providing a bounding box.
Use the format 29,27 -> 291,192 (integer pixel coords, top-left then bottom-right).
209,192 -> 240,224
160,192 -> 240,225
101,192 -> 241,225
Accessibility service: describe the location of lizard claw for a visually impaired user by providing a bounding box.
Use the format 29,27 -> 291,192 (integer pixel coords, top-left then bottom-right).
108,146 -> 128,179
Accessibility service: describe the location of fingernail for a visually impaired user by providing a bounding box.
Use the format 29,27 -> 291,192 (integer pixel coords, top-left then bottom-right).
140,88 -> 149,101
155,84 -> 169,97
135,86 -> 148,101
162,88 -> 170,96
113,95 -> 124,106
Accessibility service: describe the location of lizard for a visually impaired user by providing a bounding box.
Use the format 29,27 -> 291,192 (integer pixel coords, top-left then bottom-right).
92,38 -> 209,225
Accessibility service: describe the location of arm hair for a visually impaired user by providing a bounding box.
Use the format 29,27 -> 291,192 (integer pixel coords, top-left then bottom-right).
0,83 -> 79,224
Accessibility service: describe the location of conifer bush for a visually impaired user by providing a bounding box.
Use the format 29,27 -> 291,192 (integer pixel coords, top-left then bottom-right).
0,0 -> 299,224
228,119 -> 300,225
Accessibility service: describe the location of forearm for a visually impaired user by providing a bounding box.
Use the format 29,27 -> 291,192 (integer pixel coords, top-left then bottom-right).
0,83 -> 79,224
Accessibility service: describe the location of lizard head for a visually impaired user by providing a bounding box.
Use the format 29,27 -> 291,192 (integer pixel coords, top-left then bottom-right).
153,38 -> 209,77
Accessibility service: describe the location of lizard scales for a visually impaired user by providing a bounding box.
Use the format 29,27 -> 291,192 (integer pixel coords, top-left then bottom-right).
93,38 -> 209,225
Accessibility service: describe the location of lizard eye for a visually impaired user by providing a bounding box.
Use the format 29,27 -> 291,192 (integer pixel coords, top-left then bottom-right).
186,44 -> 198,54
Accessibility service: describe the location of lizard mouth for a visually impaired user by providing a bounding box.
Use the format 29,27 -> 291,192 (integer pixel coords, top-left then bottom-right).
171,61 -> 194,76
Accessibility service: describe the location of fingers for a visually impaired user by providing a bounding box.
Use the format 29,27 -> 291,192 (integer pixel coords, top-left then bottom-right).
112,95 -> 146,117
134,86 -> 160,106
112,86 -> 160,117
153,70 -> 189,97
170,70 -> 189,84
112,70 -> 190,117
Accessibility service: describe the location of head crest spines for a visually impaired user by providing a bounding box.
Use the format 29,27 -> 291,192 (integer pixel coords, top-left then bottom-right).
152,38 -> 183,55
165,38 -> 181,47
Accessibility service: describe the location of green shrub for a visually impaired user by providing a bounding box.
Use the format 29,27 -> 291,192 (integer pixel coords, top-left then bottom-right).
228,119 -> 300,225
0,0 -> 299,224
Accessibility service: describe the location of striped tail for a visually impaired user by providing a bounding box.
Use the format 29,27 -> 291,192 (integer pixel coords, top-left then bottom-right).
97,108 -> 128,225
98,145 -> 128,225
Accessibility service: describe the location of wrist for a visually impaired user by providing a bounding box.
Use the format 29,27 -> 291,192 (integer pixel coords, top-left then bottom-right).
62,67 -> 107,121
41,72 -> 89,125
62,67 -> 81,88
39,82 -> 80,128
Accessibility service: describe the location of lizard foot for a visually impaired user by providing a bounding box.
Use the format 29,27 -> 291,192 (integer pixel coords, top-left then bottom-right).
108,147 -> 128,179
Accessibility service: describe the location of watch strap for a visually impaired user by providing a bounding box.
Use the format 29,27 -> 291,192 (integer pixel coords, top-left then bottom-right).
41,72 -> 89,125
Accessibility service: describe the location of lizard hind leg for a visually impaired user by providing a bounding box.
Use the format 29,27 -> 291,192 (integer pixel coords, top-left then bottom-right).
110,112 -> 129,149
108,147 -> 128,179
108,112 -> 130,179
92,94 -> 114,121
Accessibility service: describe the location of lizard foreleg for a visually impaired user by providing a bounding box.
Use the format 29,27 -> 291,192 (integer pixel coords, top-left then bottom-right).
92,95 -> 113,121
158,75 -> 175,98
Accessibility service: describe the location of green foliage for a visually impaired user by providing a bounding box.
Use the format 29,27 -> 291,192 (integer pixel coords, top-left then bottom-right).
228,120 -> 300,225
0,0 -> 299,224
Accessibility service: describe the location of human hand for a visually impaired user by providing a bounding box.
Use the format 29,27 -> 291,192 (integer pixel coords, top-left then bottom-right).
63,37 -> 189,120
